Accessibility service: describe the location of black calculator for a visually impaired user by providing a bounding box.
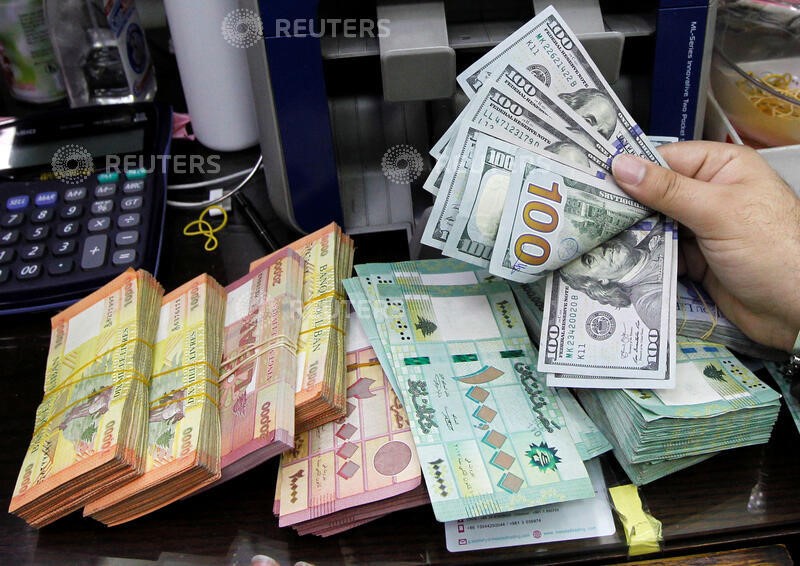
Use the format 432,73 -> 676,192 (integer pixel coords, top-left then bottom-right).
0,103 -> 171,314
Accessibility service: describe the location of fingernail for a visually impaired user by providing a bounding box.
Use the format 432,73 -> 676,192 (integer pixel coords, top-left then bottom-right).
612,154 -> 647,186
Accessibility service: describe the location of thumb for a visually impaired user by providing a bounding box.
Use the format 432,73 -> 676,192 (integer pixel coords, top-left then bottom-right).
612,154 -> 723,237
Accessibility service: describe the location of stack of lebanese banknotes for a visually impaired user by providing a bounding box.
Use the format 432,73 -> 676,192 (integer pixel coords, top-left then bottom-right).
676,279 -> 784,361
84,274 -> 227,525
273,315 -> 428,537
10,224 -> 357,528
260,223 -> 354,433
343,258 -> 612,524
421,6 -> 680,390
9,269 -> 164,528
216,247 -> 305,483
577,338 -> 781,485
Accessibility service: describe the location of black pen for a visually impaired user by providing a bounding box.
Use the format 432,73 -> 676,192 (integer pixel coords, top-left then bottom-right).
232,191 -> 279,252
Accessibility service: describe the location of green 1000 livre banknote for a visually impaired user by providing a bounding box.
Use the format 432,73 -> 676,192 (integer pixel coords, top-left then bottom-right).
373,280 -> 593,522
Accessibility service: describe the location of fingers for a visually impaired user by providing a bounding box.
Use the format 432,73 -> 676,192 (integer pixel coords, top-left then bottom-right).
657,141 -> 757,183
612,154 -> 726,238
679,236 -> 707,282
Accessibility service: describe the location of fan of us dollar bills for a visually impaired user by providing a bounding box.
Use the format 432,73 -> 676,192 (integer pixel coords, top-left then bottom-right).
422,6 -> 678,389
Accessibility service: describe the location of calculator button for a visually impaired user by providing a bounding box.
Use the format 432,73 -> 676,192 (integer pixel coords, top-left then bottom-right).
47,259 -> 74,276
56,221 -> 80,237
31,208 -> 54,223
34,191 -> 58,207
81,235 -> 108,269
112,249 -> 137,266
25,225 -> 50,241
61,204 -> 83,219
125,168 -> 148,180
0,266 -> 8,283
118,213 -> 140,228
88,217 -> 111,232
97,171 -> 120,183
0,248 -> 14,264
52,239 -> 77,256
21,243 -> 45,260
122,180 -> 145,194
116,231 -> 139,246
0,230 -> 19,246
95,184 -> 116,198
6,195 -> 29,210
16,263 -> 42,280
91,200 -> 114,215
64,187 -> 87,202
121,196 -> 143,211
1,212 -> 24,227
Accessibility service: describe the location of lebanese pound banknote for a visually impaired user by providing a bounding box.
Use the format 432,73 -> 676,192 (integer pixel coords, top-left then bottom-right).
457,6 -> 665,166
373,280 -> 593,522
84,274 -> 226,525
275,316 -> 421,528
10,269 -> 163,528
286,224 -> 354,430
218,247 -> 305,481
540,216 -> 677,389
490,152 -> 650,283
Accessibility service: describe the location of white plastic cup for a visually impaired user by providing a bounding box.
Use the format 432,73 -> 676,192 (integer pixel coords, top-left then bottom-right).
163,0 -> 260,151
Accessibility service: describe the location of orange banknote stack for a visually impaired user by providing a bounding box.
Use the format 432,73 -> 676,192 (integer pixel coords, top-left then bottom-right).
252,223 -> 354,433
84,275 -> 226,525
9,269 -> 163,528
216,247 -> 305,483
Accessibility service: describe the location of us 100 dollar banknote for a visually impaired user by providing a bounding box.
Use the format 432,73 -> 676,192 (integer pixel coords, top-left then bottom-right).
443,134 -> 518,267
457,6 -> 665,165
490,152 -> 650,283
538,215 -> 673,383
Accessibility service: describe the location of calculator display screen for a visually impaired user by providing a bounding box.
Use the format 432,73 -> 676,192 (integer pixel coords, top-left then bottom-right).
0,129 -> 145,173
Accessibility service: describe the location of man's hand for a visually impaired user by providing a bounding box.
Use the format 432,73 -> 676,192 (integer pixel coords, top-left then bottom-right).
612,141 -> 800,351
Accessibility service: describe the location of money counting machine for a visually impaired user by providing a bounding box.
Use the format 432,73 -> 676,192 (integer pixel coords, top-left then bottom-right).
244,0 -> 715,246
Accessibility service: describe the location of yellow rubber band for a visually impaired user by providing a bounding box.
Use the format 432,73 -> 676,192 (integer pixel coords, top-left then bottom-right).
34,371 -> 150,437
183,205 -> 228,252
689,281 -> 719,340
43,337 -> 155,400
151,360 -> 220,380
149,378 -> 220,407
737,71 -> 800,120
149,391 -> 219,413
346,360 -> 382,372
303,290 -> 347,307
219,337 -> 297,384
298,323 -> 345,336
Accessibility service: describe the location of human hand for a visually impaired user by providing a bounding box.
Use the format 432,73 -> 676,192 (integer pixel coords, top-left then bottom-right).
611,141 -> 800,352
